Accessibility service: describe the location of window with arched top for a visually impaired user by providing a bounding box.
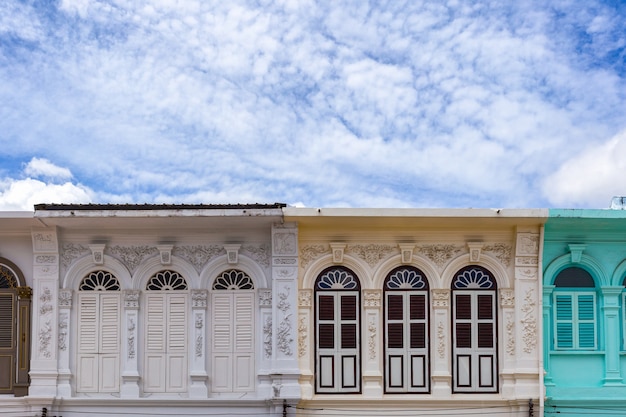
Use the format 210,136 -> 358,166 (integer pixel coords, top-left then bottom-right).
0,264 -> 19,394
144,270 -> 188,393
553,267 -> 596,350
315,266 -> 361,394
211,269 -> 255,393
384,267 -> 430,393
451,266 -> 498,393
77,271 -> 121,393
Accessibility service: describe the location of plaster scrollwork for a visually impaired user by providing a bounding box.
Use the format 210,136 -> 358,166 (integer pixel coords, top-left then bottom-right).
38,287 -> 53,358
274,258 -> 297,265
274,233 -> 297,256
516,267 -> 537,280
36,255 -> 57,264
259,290 -> 272,307
124,290 -> 140,309
58,289 -> 72,308
483,243 -> 512,267
127,317 -> 136,359
347,244 -> 397,268
298,316 -> 307,357
520,288 -> 537,354
277,268 -> 294,278
516,234 -> 539,256
58,313 -> 68,351
108,245 -> 158,273
300,245 -> 330,268
363,290 -> 382,308
368,317 -> 377,360
500,289 -> 515,307
418,244 -> 463,269
33,231 -> 56,252
242,244 -> 271,268
172,245 -> 223,271
276,287 -> 293,356
61,243 -> 90,270
432,289 -> 450,308
264,316 -> 272,359
191,290 -> 208,308
437,321 -> 445,359
298,290 -> 312,307
195,313 -> 203,357
516,257 -> 538,267
506,312 -> 515,356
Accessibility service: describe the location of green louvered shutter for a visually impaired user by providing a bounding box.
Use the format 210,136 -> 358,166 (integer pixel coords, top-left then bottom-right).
555,294 -> 573,349
577,294 -> 596,349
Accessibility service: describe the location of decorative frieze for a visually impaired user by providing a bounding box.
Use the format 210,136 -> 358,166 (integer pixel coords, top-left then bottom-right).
300,245 -> 329,268
516,257 -> 538,267
276,287 -> 294,356
264,316 -> 272,359
60,243 -> 89,270
363,290 -> 382,308
38,287 -> 54,359
274,258 -> 297,265
108,245 -> 158,273
242,244 -> 271,268
127,317 -> 136,359
195,313 -> 203,357
368,317 -> 377,360
516,267 -> 537,280
172,245 -> 223,271
483,243 -> 512,267
521,288 -> 537,354
347,244 -> 396,268
35,255 -> 57,265
506,312 -> 515,356
437,321 -> 445,359
58,312 -> 68,351
298,316 -> 307,358
418,244 -> 463,269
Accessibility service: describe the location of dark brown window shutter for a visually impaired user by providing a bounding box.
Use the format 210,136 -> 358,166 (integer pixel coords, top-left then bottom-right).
387,294 -> 403,320
410,322 -> 425,349
341,324 -> 357,349
456,323 -> 471,348
455,294 -> 472,319
387,323 -> 404,348
477,295 -> 493,320
410,294 -> 425,320
341,295 -> 357,320
319,295 -> 335,320
319,323 -> 335,349
477,323 -> 494,348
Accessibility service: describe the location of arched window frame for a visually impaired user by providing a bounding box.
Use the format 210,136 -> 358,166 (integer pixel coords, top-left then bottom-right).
314,266 -> 361,394
383,266 -> 430,394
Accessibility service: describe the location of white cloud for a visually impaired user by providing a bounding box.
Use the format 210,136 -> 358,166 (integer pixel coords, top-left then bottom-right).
542,129 -> 626,208
23,157 -> 73,181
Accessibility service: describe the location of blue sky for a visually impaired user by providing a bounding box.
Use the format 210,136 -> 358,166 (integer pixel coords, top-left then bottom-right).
1,0 -> 625,210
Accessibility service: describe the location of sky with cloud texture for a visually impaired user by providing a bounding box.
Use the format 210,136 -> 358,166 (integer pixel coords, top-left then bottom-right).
1,0 -> 625,210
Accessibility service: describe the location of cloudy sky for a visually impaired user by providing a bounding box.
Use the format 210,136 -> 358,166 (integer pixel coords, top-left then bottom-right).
1,0 -> 625,210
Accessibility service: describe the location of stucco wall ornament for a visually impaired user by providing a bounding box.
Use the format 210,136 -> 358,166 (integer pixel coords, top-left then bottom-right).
363,290 -> 382,308
61,243 -> 90,270
516,268 -> 537,280
506,312 -> 515,356
195,314 -> 203,357
58,313 -> 68,351
432,289 -> 450,308
274,233 -> 297,255
259,290 -> 272,307
368,317 -> 377,360
58,289 -> 72,308
124,290 -> 140,309
39,287 -> 53,358
500,289 -> 515,307
300,245 -> 330,268
298,316 -> 307,358
264,316 -> 272,359
437,321 -> 445,359
172,245 -> 223,271
33,231 -> 56,252
276,288 -> 293,356
517,234 -> 539,255
521,288 -> 537,354
516,257 -> 539,266
298,290 -> 312,307
36,255 -> 57,264
191,290 -> 208,308
242,244 -> 271,268
347,244 -> 397,268
127,317 -> 136,359
108,246 -> 158,273
418,244 -> 463,269
483,244 -> 512,267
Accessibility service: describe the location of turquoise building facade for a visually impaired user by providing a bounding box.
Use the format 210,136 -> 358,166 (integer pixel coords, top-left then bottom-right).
543,209 -> 626,416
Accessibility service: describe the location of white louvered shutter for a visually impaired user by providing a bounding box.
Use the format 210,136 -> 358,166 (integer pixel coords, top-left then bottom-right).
166,294 -> 187,392
99,294 -> 120,392
77,293 -> 98,392
234,293 -> 254,391
212,293 -> 233,392
145,293 -> 166,392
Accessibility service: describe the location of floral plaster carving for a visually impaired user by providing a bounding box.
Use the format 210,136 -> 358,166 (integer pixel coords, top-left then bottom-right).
506,312 -> 515,356
39,319 -> 52,358
500,289 -> 515,307
274,233 -> 297,256
274,258 -> 297,265
36,255 -> 57,264
124,290 -> 140,309
108,246 -> 158,273
437,321 -> 445,359
172,245 -> 223,271
363,290 -> 381,307
298,290 -> 312,307
347,244 -> 396,268
128,317 -> 136,359
58,289 -> 72,308
264,316 -> 272,359
300,245 -> 329,268
520,288 -> 537,354
242,244 -> 271,268
298,316 -> 307,357
516,268 -> 537,280
418,244 -> 463,269
39,287 -> 53,315
517,234 -> 539,255
368,317 -> 377,360
276,288 -> 293,356
58,313 -> 68,351
259,290 -> 272,307
61,243 -> 90,270
432,290 -> 450,308
516,257 -> 538,266
191,290 -> 208,308
483,244 -> 512,267
195,314 -> 203,357
277,268 -> 295,278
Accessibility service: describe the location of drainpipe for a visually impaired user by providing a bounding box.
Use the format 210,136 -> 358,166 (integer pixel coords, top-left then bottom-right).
538,224 -> 545,417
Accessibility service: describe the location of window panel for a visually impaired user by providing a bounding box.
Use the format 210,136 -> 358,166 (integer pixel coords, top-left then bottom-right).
455,294 -> 472,319
388,295 -> 404,320
318,296 -> 335,320
455,323 -> 472,348
319,324 -> 335,349
387,323 -> 404,349
410,295 -> 425,320
477,295 -> 493,319
341,324 -> 357,349
410,323 -> 425,349
477,323 -> 494,348
341,295 -> 357,320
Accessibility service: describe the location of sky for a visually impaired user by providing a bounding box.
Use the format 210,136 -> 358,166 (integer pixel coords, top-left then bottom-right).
1,0 -> 625,211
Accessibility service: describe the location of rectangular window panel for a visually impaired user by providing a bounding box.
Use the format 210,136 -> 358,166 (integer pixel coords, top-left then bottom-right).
341,324 -> 357,349
342,356 -> 357,388
410,355 -> 426,388
578,323 -> 596,348
477,323 -> 494,348
479,355 -> 494,387
389,355 -> 404,387
387,323 -> 404,348
456,323 -> 472,348
0,294 -> 14,348
555,295 -> 573,320
318,296 -> 335,320
341,295 -> 357,320
410,294 -> 425,320
320,356 -> 334,388
477,295 -> 493,320
387,294 -> 404,320
319,324 -> 335,349
577,295 -> 595,320
456,355 -> 471,387
556,323 -> 573,348
410,322 -> 426,349
455,294 -> 472,319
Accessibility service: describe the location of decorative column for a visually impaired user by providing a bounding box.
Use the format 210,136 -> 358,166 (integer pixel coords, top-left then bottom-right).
15,286 -> 32,397
500,288 -> 516,397
297,289 -> 313,399
258,289 -> 273,398
29,228 -> 60,397
431,289 -> 451,397
57,289 -> 73,397
601,287 -> 623,385
270,223 -> 300,400
363,289 -> 383,397
121,290 -> 140,397
542,286 -> 554,386
190,289 -> 208,398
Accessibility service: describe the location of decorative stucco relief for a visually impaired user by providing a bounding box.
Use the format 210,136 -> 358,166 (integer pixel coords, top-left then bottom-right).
58,289 -> 72,308
172,245 -> 222,271
483,244 -> 512,267
58,313 -> 68,351
61,243 -> 90,270
500,289 -> 515,307
191,290 -> 208,308
242,244 -> 271,268
298,290 -> 312,307
363,290 -> 382,308
298,316 -> 307,358
432,289 -> 450,308
33,231 -> 57,252
516,257 -> 539,266
516,234 -> 539,255
521,288 -> 537,354
418,244 -> 463,269
274,233 -> 297,256
127,317 -> 136,359
195,314 -> 203,357
36,255 -> 57,264
124,290 -> 140,309
506,312 -> 515,356
347,244 -> 397,268
274,258 -> 297,265
259,290 -> 272,307
108,245 -> 158,273
516,267 -> 537,280
368,317 -> 377,360
38,287 -> 53,359
300,245 -> 329,268
437,321 -> 445,359
264,316 -> 272,359
277,268 -> 295,278
276,287 -> 293,356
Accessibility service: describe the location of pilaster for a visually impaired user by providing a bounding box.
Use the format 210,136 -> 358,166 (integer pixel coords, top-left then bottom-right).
57,289 -> 72,397
362,289 -> 383,397
189,289 -> 208,397
601,286 -> 623,385
431,289 -> 451,397
120,290 -> 140,398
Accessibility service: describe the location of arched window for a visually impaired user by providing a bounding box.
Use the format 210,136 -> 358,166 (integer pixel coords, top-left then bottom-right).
553,267 -> 596,350
384,266 -> 429,393
315,266 -> 361,393
77,271 -> 121,393
451,266 -> 498,393
0,264 -> 19,394
211,269 -> 255,393
144,270 -> 188,393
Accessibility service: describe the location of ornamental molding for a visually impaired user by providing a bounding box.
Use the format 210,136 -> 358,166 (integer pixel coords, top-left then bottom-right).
263,316 -> 272,359
300,245 -> 330,268
107,245 -> 158,273
35,255 -> 57,265
516,257 -> 538,267
172,245 -> 223,271
500,289 -> 515,307
506,312 -> 515,356
127,317 -> 136,359
368,317 -> 377,360
298,290 -> 312,307
58,312 -> 68,351
276,287 -> 293,356
274,233 -> 297,256
432,289 -> 450,308
61,243 -> 90,270
33,231 -> 57,252
195,313 -> 203,357
38,287 -> 54,359
259,290 -> 272,307
191,290 -> 208,308
363,290 -> 382,308
516,267 -> 537,280
520,288 -> 537,354
417,244 -> 463,269
516,233 -> 539,256
274,258 -> 297,265
124,290 -> 140,309
58,289 -> 72,308
276,268 -> 295,278
298,316 -> 307,358
437,321 -> 445,359
483,243 -> 512,267
242,244 -> 271,268
17,286 -> 32,299
346,244 -> 397,268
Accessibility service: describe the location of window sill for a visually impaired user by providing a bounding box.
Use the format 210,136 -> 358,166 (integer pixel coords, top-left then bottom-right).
550,350 -> 604,355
